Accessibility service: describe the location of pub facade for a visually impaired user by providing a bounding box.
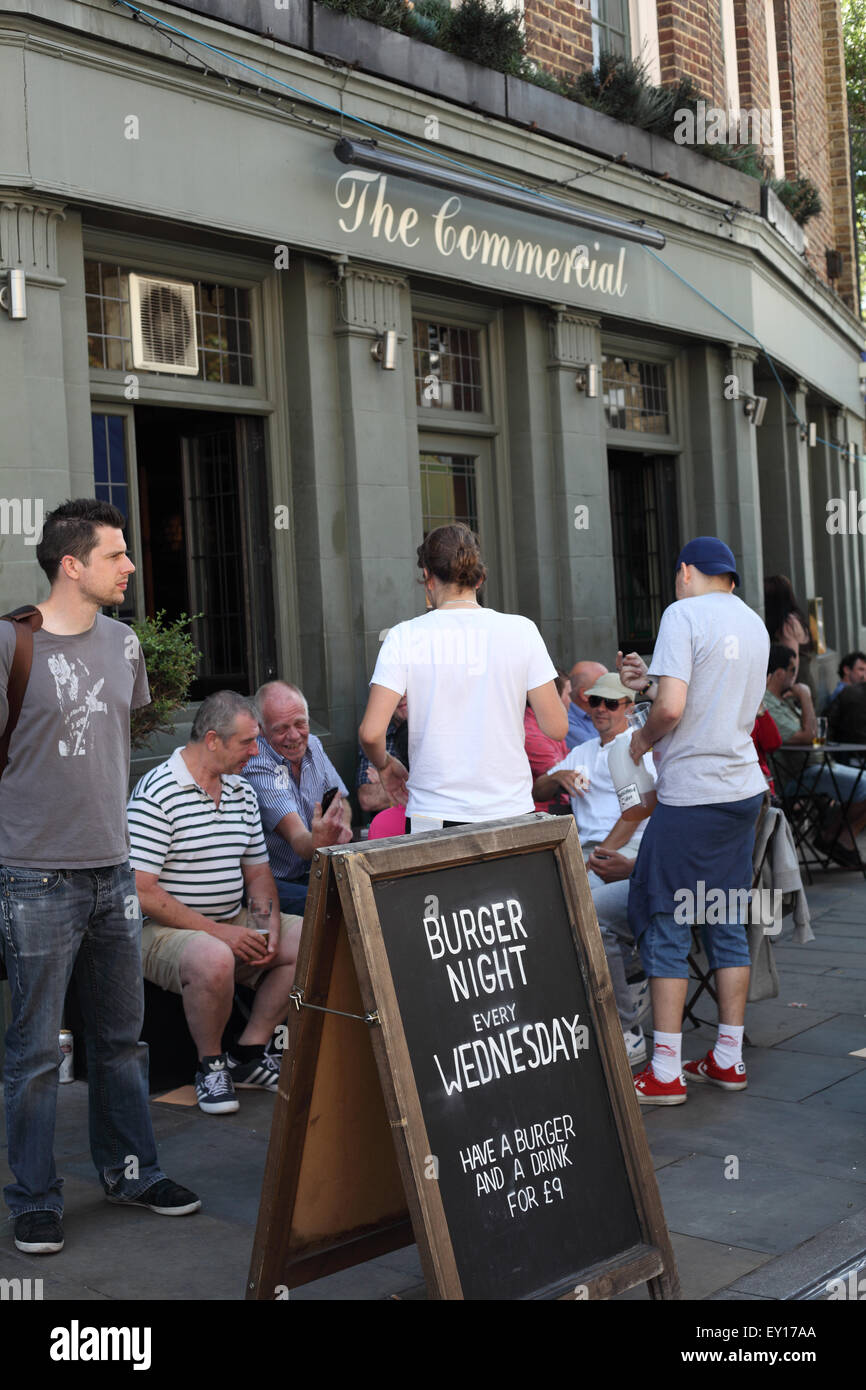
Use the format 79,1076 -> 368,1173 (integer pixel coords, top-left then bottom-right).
1,0 -> 864,783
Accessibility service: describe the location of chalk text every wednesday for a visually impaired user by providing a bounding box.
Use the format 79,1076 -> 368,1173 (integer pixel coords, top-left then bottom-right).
335,172 -> 629,296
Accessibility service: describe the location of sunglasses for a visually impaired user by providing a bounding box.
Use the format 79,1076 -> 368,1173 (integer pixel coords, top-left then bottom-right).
588,695 -> 623,710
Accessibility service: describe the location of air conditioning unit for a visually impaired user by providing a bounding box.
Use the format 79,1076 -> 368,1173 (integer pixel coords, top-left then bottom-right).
129,273 -> 199,375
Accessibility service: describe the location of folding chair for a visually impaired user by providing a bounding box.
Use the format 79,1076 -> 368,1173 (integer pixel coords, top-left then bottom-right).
682,792 -> 771,1035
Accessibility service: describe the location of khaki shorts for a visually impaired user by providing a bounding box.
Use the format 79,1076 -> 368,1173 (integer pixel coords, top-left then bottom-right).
141,908 -> 302,995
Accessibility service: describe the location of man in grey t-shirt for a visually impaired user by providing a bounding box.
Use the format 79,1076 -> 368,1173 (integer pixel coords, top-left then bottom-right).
618,537 -> 769,1109
0,498 -> 199,1257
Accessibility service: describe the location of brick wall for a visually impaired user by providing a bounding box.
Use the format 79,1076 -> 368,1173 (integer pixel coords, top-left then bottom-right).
657,0 -> 726,106
774,0 -> 857,306
522,0 -> 856,305
733,0 -> 772,121
523,0 -> 593,81
819,0 -> 857,308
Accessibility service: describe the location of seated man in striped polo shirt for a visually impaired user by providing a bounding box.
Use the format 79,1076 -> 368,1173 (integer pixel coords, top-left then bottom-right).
243,680 -> 353,914
128,691 -> 302,1115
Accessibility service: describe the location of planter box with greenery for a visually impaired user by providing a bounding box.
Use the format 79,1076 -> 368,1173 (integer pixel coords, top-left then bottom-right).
647,135 -> 762,213
760,185 -> 808,255
312,3 -> 508,116
504,76 -> 759,214
504,74 -> 655,174
174,0 -> 310,49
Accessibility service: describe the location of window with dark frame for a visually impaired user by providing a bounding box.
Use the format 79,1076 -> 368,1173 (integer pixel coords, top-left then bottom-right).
413,319 -> 483,412
419,453 -> 479,536
603,355 -> 670,434
85,261 -> 254,385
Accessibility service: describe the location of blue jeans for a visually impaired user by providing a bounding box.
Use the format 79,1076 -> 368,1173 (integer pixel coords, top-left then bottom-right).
784,761 -> 866,804
588,873 -> 639,1027
0,862 -> 165,1217
275,873 -> 309,915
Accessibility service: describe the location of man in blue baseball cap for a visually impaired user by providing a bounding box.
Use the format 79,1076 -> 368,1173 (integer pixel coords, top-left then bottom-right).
616,537 -> 769,1106
676,536 -> 741,586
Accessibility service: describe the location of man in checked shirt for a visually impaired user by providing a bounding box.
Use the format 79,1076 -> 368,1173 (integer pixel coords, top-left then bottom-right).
243,681 -> 352,914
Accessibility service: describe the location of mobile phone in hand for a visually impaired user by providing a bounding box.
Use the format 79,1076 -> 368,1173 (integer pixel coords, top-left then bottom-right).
321,786 -> 339,814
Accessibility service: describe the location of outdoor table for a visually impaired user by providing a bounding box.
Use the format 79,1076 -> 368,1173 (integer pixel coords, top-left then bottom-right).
768,743 -> 866,881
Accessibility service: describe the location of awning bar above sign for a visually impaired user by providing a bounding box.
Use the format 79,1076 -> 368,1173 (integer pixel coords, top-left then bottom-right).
334,138 -> 666,249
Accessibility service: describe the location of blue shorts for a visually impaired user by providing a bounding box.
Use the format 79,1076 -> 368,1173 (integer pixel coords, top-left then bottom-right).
628,792 -> 763,980
638,911 -> 751,979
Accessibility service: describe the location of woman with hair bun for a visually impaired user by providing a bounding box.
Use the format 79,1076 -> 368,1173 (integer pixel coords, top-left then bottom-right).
764,574 -> 816,703
359,524 -> 567,830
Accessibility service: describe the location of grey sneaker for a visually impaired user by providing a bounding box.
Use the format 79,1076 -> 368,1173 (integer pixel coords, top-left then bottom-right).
195,1055 -> 239,1114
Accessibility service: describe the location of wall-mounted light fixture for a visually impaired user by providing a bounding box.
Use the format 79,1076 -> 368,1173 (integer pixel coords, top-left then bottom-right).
371,329 -> 398,370
335,139 -> 667,249
0,268 -> 27,320
799,421 -> 817,446
575,363 -> 599,397
743,394 -> 767,427
826,249 -> 843,280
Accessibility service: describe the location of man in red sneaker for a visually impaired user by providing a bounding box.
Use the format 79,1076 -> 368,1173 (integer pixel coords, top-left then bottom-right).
619,538 -> 769,1106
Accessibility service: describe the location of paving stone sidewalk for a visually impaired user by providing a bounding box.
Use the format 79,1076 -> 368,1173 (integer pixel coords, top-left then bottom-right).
1,871 -> 864,1301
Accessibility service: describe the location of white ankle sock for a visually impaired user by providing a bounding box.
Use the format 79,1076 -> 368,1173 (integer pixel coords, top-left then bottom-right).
713,1023 -> 744,1070
651,1030 -> 682,1083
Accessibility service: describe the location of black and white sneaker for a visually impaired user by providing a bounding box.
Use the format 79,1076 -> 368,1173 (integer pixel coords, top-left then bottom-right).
195,1054 -> 239,1114
226,1049 -> 281,1092
107,1178 -> 201,1216
14,1210 -> 64,1254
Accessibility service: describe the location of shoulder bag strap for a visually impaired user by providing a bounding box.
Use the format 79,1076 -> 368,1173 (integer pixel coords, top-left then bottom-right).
0,605 -> 43,778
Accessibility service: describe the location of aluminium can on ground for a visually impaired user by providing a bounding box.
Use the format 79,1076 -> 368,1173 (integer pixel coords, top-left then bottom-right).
59,1029 -> 74,1083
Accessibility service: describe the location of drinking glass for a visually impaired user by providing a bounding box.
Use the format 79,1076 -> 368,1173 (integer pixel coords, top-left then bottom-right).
248,897 -> 273,934
813,717 -> 827,747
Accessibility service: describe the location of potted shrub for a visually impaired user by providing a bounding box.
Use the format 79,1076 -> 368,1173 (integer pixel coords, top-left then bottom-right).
130,610 -> 201,749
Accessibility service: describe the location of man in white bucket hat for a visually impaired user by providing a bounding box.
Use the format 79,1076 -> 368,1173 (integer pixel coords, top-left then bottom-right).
532,670 -> 656,1064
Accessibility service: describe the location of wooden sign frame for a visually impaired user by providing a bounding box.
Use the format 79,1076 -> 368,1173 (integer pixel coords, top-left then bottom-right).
247,848 -> 413,1298
248,814 -> 680,1301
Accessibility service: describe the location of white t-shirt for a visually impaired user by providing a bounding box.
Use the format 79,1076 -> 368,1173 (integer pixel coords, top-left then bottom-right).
371,607 -> 557,821
647,592 -> 769,805
549,737 -> 656,845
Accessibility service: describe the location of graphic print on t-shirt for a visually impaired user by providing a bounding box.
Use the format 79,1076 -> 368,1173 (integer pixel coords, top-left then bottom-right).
47,651 -> 109,756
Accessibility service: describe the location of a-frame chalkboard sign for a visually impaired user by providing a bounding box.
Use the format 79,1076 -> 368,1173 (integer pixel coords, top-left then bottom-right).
247,815 -> 679,1301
